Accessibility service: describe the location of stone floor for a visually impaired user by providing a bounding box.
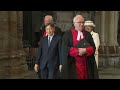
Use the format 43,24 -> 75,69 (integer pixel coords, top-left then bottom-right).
23,70 -> 38,79
98,68 -> 120,79
23,68 -> 120,79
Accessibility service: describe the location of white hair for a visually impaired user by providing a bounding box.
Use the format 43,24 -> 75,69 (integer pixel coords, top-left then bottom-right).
44,15 -> 53,21
73,15 -> 84,22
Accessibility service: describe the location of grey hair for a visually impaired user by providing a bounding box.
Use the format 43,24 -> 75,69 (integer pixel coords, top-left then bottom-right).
73,15 -> 84,22
45,15 -> 53,21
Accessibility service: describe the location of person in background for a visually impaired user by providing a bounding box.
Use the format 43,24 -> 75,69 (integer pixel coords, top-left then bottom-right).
37,15 -> 63,45
84,20 -> 100,68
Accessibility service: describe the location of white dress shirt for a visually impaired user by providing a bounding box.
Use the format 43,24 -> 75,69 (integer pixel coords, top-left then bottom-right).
48,34 -> 54,44
77,31 -> 84,41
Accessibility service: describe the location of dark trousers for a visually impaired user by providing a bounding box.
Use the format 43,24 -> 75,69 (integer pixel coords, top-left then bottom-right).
37,70 -> 41,79
40,63 -> 58,79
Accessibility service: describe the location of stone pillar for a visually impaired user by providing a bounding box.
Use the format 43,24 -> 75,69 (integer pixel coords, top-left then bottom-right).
99,11 -> 120,68
0,11 -> 10,78
114,11 -> 119,46
109,11 -> 119,46
0,11 -> 28,79
8,11 -> 18,50
101,11 -> 106,46
17,11 -> 23,50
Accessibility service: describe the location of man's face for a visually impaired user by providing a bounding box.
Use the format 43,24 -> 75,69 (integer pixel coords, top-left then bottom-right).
74,17 -> 84,31
45,25 -> 55,36
44,17 -> 52,25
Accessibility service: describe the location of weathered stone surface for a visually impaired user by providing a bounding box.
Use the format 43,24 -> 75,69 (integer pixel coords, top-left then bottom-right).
56,11 -> 73,32
0,11 -> 28,79
98,46 -> 120,68
0,50 -> 28,79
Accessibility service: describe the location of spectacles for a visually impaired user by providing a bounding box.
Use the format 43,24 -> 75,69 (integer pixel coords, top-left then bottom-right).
74,22 -> 84,24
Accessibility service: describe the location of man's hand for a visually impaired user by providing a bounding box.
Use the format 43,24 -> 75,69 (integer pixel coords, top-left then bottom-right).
34,64 -> 39,73
59,65 -> 62,72
78,48 -> 86,56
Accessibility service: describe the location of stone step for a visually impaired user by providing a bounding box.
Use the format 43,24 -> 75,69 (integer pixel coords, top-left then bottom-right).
98,68 -> 120,79
0,70 -> 38,79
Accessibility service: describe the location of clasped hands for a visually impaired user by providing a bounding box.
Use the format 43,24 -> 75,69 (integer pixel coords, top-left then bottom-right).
78,48 -> 86,56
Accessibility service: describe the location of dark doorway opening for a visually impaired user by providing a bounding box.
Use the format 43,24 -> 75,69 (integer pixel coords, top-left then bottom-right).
117,12 -> 120,46
22,11 -> 55,70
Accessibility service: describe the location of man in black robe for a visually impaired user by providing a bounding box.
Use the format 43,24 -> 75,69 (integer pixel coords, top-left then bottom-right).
35,15 -> 64,46
60,15 -> 99,79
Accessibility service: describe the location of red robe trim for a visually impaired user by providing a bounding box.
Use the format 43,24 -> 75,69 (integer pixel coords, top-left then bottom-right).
38,31 -> 47,45
69,29 -> 94,79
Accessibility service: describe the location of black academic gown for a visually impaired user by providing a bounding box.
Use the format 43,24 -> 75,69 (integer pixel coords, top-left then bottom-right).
61,30 -> 99,79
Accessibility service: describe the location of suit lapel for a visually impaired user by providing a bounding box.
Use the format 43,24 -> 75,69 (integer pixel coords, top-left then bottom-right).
44,36 -> 49,51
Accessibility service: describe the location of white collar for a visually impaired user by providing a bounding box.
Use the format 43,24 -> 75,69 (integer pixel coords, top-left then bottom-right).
48,34 -> 54,40
77,31 -> 83,41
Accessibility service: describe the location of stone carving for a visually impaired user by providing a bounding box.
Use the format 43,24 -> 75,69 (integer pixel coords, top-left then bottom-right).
56,23 -> 73,32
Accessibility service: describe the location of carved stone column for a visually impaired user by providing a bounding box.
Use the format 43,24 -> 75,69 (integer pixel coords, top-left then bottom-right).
98,11 -> 120,68
0,11 -> 10,78
0,11 -> 28,79
101,11 -> 106,46
109,11 -> 119,46
114,11 -> 119,46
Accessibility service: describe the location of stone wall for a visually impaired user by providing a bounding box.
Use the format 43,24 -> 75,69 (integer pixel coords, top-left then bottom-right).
0,11 -> 28,79
55,11 -> 74,32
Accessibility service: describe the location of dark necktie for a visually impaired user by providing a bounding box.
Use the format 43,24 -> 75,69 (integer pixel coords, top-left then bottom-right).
48,37 -> 51,47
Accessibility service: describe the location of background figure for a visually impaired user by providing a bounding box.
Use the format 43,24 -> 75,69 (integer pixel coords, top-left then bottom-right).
84,21 -> 100,68
61,15 -> 99,79
34,23 -> 62,79
36,15 -> 63,45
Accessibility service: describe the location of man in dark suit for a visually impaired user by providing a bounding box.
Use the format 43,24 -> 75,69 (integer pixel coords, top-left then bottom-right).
34,23 -> 62,79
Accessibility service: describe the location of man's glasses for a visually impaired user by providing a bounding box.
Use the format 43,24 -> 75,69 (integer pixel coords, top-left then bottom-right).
75,22 -> 84,24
